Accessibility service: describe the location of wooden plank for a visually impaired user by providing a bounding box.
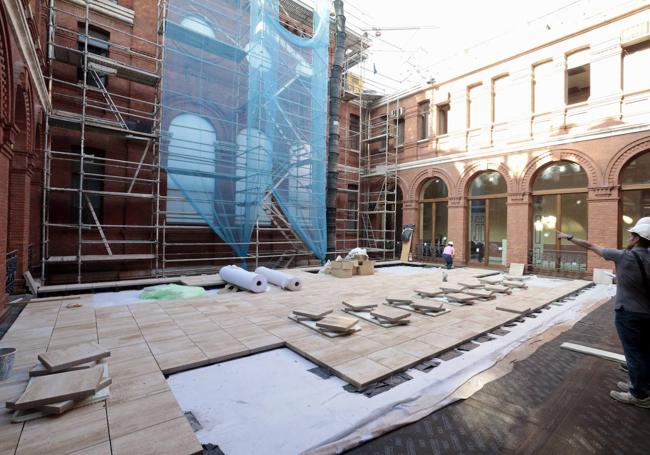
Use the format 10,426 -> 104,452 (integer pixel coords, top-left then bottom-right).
385,297 -> 414,304
12,377 -> 112,422
440,285 -> 466,293
445,293 -> 477,303
342,298 -> 378,311
23,271 -> 40,294
179,274 -> 223,287
292,307 -> 333,320
370,307 -> 411,323
37,276 -> 180,295
463,289 -> 495,299
495,302 -> 532,314
411,300 -> 445,311
560,342 -> 626,364
288,315 -> 360,338
484,284 -> 512,294
28,295 -> 82,303
39,377 -> 112,415
458,280 -> 483,289
508,263 -> 525,276
8,365 -> 104,410
414,288 -> 444,297
316,315 -> 359,332
503,280 -> 527,288
30,360 -> 94,377
38,342 -> 110,372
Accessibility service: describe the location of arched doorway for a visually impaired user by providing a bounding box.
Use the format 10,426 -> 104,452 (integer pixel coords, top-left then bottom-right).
419,177 -> 448,260
531,161 -> 588,273
467,171 -> 507,265
619,150 -> 650,246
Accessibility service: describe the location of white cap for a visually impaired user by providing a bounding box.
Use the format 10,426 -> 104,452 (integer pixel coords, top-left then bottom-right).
636,216 -> 650,225
448,241 -> 454,245
629,221 -> 650,240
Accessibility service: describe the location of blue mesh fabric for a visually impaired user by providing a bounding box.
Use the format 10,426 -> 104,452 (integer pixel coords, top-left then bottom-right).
161,0 -> 329,261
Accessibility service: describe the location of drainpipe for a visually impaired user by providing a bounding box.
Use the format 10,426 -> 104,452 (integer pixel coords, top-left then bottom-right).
326,0 -> 346,257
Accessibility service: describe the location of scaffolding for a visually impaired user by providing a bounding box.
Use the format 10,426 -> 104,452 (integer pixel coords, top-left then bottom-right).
40,0 -> 398,286
358,99 -> 399,261
42,0 -> 165,284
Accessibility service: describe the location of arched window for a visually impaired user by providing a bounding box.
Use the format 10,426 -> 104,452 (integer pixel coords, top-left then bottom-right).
167,114 -> 217,223
620,151 -> 650,245
419,178 -> 448,260
180,15 -> 215,39
531,161 -> 588,273
467,171 -> 507,265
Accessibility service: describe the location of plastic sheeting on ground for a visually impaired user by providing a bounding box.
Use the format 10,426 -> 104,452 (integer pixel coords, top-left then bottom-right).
139,283 -> 207,300
167,280 -> 615,455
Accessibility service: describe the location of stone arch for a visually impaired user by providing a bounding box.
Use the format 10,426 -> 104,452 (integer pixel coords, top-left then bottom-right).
519,149 -> 600,192
456,161 -> 514,199
408,167 -> 454,201
0,5 -> 13,126
605,136 -> 650,187
14,85 -> 34,155
161,95 -> 227,142
394,175 -> 407,202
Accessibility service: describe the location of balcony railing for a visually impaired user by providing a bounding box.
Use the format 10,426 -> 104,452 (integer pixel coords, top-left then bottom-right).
414,240 -> 445,264
5,250 -> 17,295
528,248 -> 587,278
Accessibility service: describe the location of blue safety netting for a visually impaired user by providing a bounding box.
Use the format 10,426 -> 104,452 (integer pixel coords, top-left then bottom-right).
161,0 -> 329,261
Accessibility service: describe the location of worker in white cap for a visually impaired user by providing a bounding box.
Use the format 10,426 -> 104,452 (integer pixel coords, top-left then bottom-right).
557,221 -> 650,408
442,241 -> 455,270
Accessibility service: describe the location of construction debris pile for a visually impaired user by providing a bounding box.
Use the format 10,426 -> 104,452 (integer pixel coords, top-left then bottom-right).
5,342 -> 111,423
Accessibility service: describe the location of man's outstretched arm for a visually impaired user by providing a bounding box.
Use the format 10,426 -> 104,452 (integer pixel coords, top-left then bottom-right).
557,231 -> 605,258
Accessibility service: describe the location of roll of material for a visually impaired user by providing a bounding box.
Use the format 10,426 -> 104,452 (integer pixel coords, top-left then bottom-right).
219,265 -> 268,293
255,267 -> 303,291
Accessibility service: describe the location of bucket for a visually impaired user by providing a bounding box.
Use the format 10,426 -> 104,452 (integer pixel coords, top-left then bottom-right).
0,347 -> 17,381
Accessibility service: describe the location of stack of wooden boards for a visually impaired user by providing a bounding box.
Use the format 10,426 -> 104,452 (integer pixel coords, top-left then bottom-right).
5,342 -> 111,423
290,307 -> 360,337
414,273 -> 527,305
342,298 -> 411,327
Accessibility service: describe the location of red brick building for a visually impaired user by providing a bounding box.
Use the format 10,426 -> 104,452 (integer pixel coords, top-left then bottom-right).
3,1 -> 650,319
1,0 -> 49,318
357,3 -> 650,276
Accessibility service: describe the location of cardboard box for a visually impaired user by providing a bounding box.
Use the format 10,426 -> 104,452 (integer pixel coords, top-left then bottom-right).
330,260 -> 355,278
331,260 -> 355,270
356,260 -> 375,276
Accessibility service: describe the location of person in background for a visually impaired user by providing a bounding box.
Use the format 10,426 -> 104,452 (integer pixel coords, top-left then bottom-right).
442,241 -> 455,270
557,221 -> 650,408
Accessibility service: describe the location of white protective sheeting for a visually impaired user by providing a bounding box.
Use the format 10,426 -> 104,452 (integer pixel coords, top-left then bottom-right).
255,266 -> 303,291
168,282 -> 615,455
219,265 -> 268,293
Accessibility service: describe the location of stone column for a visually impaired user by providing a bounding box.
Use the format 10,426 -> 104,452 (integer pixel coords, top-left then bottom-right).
507,193 -> 532,265
447,196 -> 467,265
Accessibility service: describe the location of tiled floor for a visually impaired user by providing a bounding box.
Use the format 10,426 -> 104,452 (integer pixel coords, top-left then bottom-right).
0,266 -> 590,454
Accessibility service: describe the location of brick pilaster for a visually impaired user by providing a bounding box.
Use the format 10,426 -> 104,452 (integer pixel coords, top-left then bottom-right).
448,198 -> 468,265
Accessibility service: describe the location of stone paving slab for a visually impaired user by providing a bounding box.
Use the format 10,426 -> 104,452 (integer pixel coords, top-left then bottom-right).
0,267 -> 591,453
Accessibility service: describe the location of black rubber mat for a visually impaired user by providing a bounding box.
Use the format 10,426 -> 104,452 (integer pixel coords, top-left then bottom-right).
347,301 -> 650,455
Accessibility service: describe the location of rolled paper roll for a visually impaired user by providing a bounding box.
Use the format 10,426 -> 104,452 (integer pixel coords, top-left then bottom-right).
219,265 -> 268,293
255,266 -> 303,291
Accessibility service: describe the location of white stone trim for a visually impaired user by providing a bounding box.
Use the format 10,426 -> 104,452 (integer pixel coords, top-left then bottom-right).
365,122 -> 650,177
4,0 -> 50,111
64,0 -> 135,25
